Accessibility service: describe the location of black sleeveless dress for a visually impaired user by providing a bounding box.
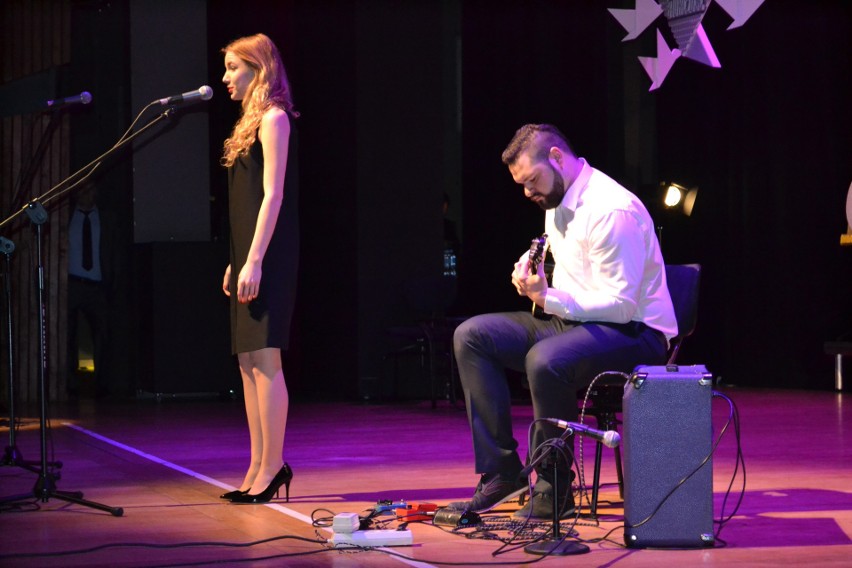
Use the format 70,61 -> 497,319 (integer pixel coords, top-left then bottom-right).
226,118 -> 299,354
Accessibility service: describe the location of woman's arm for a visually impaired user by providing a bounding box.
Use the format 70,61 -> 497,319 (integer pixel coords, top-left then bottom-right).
236,108 -> 291,304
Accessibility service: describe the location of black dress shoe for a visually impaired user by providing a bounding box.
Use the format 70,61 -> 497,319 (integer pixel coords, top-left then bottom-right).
447,471 -> 528,513
512,477 -> 575,520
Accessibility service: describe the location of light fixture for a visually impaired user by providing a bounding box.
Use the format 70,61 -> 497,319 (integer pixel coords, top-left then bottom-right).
661,182 -> 698,216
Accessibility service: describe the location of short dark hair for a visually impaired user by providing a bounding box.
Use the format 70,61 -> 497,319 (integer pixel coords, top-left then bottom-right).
501,123 -> 575,166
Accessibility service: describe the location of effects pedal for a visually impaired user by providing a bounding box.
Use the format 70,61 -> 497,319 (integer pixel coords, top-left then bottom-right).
396,502 -> 438,522
432,507 -> 482,527
374,499 -> 408,514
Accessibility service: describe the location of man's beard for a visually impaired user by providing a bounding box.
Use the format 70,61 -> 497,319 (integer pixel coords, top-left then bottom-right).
537,165 -> 565,210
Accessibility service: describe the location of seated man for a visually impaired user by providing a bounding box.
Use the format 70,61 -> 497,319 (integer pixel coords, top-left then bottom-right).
450,124 -> 677,519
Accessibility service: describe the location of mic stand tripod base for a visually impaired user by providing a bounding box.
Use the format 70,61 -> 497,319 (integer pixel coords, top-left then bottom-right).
523,430 -> 589,556
3,443 -> 63,474
524,539 -> 590,556
30,468 -> 123,517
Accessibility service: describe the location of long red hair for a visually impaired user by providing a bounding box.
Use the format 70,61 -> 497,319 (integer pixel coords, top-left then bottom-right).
221,33 -> 297,167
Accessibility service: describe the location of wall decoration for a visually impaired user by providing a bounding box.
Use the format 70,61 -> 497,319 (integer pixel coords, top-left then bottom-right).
609,0 -> 765,90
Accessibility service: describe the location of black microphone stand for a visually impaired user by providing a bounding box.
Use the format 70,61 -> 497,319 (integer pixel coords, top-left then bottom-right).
0,105 -> 176,515
520,426 -> 589,556
0,109 -> 68,498
1,238 -> 23,469
0,237 -> 59,504
1,110 -> 68,497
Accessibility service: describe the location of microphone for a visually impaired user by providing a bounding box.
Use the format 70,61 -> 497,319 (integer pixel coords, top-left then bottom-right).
157,85 -> 213,106
544,418 -> 621,448
46,91 -> 93,108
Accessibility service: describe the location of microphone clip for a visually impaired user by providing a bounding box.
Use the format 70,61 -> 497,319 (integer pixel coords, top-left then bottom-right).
558,425 -> 575,441
25,201 -> 49,225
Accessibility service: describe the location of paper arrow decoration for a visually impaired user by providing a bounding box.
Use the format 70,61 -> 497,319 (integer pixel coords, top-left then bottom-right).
608,0 -> 663,41
682,23 -> 721,67
638,30 -> 682,91
661,0 -> 712,55
714,0 -> 766,30
610,0 -> 763,90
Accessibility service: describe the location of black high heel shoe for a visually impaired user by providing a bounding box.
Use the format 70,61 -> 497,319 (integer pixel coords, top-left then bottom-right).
219,489 -> 248,500
229,463 -> 293,504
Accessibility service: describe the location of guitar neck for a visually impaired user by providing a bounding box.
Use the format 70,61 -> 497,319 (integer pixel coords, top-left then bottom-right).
528,233 -> 548,316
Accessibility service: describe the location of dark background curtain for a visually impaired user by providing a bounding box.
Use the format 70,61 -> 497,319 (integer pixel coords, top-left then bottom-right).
1,0 -> 849,405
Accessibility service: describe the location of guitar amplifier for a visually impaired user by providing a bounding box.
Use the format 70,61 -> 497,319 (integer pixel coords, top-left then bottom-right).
622,364 -> 715,549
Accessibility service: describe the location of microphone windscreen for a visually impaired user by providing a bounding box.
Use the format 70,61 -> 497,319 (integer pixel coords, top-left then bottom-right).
199,85 -> 213,100
603,430 -> 621,448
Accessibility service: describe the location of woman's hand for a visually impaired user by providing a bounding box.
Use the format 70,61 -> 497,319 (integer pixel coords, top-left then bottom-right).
222,264 -> 232,297
237,261 -> 262,304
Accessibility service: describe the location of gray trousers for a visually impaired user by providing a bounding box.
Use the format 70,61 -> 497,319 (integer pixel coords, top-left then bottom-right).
453,311 -> 667,481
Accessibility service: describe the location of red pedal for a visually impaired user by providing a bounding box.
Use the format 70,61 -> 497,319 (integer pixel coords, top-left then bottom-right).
396,502 -> 438,522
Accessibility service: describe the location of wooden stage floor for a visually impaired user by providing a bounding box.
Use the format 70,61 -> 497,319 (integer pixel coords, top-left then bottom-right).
0,386 -> 850,567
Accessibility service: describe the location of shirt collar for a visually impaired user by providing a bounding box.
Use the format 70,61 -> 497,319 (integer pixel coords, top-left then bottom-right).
559,158 -> 591,212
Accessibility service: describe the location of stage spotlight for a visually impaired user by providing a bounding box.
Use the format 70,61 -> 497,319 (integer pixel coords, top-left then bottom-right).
661,182 -> 698,216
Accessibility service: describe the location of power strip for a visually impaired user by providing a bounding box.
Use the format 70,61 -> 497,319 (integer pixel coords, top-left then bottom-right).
330,529 -> 413,548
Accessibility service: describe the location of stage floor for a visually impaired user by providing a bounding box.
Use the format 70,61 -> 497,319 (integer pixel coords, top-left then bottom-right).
1,386 -> 850,567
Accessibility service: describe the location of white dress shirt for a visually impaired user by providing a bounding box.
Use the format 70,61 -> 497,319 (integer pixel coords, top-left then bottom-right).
541,159 -> 678,341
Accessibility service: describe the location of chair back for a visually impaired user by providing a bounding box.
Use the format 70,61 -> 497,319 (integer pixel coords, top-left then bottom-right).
664,264 -> 701,364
